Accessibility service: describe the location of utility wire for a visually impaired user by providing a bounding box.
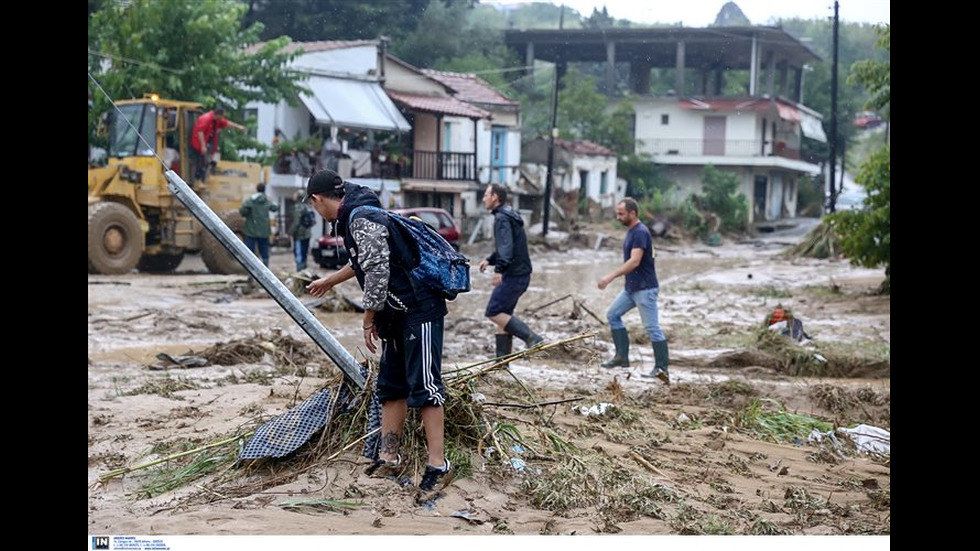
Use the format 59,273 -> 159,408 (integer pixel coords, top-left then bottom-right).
88,48 -> 186,75
464,64 -> 534,75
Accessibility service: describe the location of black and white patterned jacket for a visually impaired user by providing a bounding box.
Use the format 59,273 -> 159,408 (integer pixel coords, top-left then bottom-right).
336,184 -> 446,334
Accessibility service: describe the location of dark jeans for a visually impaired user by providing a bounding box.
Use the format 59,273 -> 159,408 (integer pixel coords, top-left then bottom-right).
190,147 -> 207,182
293,238 -> 310,269
244,236 -> 270,266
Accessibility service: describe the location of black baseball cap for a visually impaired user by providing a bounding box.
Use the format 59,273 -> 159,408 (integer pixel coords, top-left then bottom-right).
304,169 -> 344,201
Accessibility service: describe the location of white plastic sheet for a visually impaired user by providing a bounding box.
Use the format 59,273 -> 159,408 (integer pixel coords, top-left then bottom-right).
837,424 -> 890,455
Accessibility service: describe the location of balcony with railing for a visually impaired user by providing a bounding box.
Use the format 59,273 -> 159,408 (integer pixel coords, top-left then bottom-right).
410,150 -> 477,181
643,139 -> 800,160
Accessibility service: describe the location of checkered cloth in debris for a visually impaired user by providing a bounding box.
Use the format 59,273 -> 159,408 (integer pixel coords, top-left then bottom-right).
239,366 -> 369,460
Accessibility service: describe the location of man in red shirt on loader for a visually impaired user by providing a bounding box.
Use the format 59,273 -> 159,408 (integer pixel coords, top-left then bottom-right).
190,107 -> 246,182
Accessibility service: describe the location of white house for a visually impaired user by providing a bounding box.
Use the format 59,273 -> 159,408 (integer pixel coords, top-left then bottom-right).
521,138 -> 620,226
631,96 -> 825,223
419,68 -> 524,237
244,39 -> 410,243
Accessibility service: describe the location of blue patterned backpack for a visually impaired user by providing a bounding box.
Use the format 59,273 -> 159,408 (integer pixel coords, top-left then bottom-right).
350,205 -> 471,300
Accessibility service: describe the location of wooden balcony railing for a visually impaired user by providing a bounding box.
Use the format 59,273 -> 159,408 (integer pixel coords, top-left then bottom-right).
411,150 -> 477,181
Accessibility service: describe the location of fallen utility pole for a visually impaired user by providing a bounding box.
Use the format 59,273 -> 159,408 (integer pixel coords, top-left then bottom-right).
164,170 -> 366,390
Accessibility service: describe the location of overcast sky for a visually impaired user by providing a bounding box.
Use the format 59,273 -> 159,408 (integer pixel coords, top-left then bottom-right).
481,1 -> 890,27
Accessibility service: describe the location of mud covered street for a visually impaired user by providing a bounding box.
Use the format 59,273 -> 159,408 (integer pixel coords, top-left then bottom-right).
88,219 -> 890,538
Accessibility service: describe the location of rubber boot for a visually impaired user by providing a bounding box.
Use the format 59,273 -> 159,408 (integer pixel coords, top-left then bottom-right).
504,316 -> 544,347
642,340 -> 670,385
601,327 -> 630,368
495,334 -> 513,358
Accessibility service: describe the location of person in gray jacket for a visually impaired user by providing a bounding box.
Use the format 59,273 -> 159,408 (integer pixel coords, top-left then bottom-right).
478,184 -> 544,358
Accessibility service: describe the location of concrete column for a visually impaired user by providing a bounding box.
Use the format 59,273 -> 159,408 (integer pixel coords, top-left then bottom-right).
795,67 -> 805,104
765,50 -> 776,96
778,60 -> 789,97
605,41 -> 617,94
749,34 -> 758,96
525,42 -> 535,89
557,59 -> 567,85
674,40 -> 685,96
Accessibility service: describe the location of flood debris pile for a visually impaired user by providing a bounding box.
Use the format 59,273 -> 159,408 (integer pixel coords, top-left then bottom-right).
197,329 -> 323,368
752,327 -> 889,378
782,221 -> 839,259
104,335 -> 609,502
94,326 -> 890,534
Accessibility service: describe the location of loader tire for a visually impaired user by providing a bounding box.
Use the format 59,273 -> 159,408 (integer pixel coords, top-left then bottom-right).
88,202 -> 144,275
200,210 -> 248,275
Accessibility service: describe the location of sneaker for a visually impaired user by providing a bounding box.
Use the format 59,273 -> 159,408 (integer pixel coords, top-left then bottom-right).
365,454 -> 402,477
418,458 -> 454,491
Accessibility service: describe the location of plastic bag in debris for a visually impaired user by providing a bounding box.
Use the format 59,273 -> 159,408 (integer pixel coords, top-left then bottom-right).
578,402 -> 615,417
836,424 -> 890,455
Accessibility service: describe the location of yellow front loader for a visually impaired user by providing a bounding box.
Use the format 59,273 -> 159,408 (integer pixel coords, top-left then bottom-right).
88,95 -> 265,274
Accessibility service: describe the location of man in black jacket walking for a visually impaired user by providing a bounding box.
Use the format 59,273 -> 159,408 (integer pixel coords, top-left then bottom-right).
478,184 -> 544,358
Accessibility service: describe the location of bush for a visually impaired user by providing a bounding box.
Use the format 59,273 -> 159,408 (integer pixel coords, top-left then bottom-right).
825,146 -> 889,293
689,165 -> 749,236
675,198 -> 707,237
796,175 -> 824,217
637,187 -> 671,220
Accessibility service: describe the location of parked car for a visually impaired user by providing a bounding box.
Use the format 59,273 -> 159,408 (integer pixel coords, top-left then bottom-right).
852,111 -> 883,130
312,207 -> 461,269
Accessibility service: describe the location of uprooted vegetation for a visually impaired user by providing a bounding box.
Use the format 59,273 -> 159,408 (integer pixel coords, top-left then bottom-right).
93,331 -> 889,535
700,327 -> 890,379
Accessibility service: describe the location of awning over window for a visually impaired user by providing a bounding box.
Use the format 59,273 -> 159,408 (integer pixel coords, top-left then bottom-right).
799,111 -> 828,143
775,102 -> 802,122
299,76 -> 411,132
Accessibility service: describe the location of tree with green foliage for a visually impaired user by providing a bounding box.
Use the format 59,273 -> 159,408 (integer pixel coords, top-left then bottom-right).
825,147 -> 889,292
583,7 -> 615,29
88,0 -> 307,159
826,24 -> 889,294
847,24 -> 890,121
693,165 -> 749,235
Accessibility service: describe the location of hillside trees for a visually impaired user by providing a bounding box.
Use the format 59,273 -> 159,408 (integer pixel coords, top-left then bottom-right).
242,0 -> 434,44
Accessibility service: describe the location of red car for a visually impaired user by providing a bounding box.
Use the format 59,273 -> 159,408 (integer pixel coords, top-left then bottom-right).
853,111 -> 883,130
312,207 -> 461,269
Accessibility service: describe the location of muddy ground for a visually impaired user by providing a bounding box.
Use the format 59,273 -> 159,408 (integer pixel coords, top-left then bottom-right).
87,218 -> 890,542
